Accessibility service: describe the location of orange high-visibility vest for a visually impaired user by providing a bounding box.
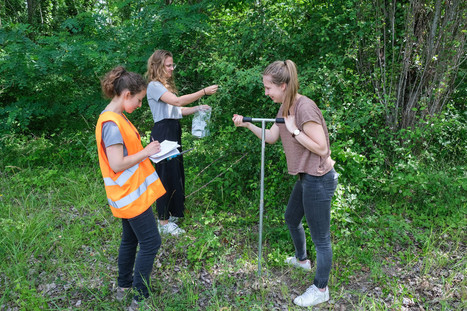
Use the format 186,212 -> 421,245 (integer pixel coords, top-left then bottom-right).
95,111 -> 166,219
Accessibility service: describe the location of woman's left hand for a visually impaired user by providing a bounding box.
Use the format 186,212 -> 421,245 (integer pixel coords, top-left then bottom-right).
232,114 -> 248,128
204,85 -> 219,95
284,115 -> 298,134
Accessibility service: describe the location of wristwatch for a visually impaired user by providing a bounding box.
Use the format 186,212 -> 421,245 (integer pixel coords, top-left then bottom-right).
292,129 -> 301,137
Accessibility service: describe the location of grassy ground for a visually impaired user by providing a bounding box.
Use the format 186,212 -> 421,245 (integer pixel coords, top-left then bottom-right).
0,162 -> 465,311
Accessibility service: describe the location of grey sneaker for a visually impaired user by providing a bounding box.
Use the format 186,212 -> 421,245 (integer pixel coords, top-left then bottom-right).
159,222 -> 185,236
285,256 -> 312,271
293,284 -> 329,307
168,216 -> 180,223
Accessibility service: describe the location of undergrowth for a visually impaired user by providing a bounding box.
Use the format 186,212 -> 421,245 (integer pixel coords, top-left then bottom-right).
0,128 -> 465,310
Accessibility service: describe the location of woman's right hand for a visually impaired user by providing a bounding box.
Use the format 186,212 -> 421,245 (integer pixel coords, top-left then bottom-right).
145,140 -> 161,157
198,104 -> 211,111
204,85 -> 219,95
232,114 -> 248,128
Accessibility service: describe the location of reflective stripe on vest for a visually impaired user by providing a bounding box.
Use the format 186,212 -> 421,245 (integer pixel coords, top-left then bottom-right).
107,171 -> 160,209
103,163 -> 139,187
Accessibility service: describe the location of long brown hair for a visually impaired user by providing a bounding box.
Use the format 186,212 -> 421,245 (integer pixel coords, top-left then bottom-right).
263,60 -> 299,117
101,66 -> 147,99
145,49 -> 178,94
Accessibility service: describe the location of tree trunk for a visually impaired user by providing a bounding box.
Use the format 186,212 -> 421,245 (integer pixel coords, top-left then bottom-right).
358,0 -> 466,131
27,0 -> 36,25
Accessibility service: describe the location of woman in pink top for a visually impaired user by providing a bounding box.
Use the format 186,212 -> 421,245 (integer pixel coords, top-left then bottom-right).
232,60 -> 338,308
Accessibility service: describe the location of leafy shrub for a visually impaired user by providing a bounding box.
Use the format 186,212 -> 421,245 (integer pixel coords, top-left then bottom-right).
0,129 -> 96,169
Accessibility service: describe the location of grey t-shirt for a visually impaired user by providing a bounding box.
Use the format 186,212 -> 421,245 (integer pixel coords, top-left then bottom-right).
101,111 -> 128,157
147,81 -> 182,123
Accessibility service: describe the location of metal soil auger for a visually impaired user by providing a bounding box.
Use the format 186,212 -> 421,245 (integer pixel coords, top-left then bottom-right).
242,116 -> 284,276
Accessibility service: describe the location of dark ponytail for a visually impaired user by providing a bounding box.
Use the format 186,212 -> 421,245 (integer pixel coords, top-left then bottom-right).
101,66 -> 147,99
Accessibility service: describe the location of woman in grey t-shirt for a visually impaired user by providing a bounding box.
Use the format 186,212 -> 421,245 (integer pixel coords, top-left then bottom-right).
232,60 -> 338,308
146,49 -> 218,236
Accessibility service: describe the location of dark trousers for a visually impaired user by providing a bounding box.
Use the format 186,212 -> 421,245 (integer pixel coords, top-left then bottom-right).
118,207 -> 161,301
150,119 -> 185,220
284,168 -> 338,289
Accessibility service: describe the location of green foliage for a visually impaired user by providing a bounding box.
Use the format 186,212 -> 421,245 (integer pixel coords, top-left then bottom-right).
0,1 -> 465,309
0,128 -> 97,169
0,0 -> 464,223
1,132 -> 465,309
0,20 -> 108,133
178,209 -> 222,269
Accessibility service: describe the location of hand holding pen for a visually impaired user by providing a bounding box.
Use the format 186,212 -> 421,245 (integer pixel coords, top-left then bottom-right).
145,138 -> 161,158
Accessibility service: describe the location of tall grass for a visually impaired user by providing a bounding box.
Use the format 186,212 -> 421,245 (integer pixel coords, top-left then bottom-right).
0,132 -> 465,310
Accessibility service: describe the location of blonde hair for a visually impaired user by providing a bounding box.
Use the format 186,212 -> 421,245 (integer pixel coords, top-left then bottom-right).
101,66 -> 147,99
145,49 -> 178,94
263,60 -> 299,117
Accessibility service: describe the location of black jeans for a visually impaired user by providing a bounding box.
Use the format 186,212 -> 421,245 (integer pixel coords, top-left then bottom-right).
284,168 -> 338,289
151,119 -> 185,220
118,207 -> 161,301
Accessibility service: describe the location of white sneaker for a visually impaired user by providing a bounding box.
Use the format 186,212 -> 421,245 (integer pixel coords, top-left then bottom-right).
293,284 -> 329,307
159,222 -> 185,236
285,256 -> 312,271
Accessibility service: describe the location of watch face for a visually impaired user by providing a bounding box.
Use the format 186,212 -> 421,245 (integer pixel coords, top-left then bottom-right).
293,129 -> 300,137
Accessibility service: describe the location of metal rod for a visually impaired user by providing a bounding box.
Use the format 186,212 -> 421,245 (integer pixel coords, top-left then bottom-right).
258,120 -> 266,276
241,116 -> 283,276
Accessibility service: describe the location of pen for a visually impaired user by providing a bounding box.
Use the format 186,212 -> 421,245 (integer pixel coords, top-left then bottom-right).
166,148 -> 194,161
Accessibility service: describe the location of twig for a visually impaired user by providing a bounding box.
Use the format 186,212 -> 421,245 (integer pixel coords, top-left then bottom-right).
186,152 -> 248,198
195,154 -> 228,178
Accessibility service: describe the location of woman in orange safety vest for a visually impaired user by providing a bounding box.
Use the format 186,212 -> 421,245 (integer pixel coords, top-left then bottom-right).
95,66 -> 165,310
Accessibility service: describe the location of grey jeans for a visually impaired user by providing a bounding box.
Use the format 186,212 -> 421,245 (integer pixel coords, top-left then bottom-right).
284,168 -> 338,289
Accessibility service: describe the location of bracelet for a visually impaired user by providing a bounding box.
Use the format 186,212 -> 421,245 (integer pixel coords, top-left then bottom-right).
203,88 -> 206,95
